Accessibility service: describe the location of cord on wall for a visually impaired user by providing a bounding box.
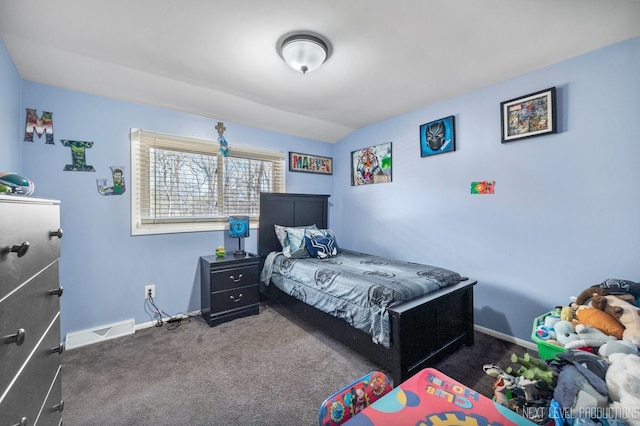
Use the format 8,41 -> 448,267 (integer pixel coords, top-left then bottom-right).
143,296 -> 194,329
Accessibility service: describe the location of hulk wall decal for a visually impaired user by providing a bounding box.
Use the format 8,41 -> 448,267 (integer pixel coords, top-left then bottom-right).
61,140 -> 96,172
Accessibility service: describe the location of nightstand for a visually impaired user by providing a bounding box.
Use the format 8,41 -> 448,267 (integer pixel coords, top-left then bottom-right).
199,253 -> 260,327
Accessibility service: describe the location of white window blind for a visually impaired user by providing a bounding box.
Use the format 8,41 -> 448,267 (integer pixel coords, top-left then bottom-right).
130,129 -> 285,235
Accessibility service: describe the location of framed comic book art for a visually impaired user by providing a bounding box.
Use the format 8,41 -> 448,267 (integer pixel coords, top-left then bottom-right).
501,87 -> 557,143
420,115 -> 456,157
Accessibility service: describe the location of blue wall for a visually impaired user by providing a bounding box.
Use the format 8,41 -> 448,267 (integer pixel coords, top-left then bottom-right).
16,81 -> 333,338
0,38 -> 21,172
2,35 -> 638,343
333,37 -> 640,341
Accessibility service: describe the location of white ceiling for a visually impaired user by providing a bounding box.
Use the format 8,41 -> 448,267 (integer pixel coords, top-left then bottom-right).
1,0 -> 639,143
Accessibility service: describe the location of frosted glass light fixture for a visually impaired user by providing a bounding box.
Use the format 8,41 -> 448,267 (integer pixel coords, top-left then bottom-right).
278,33 -> 329,74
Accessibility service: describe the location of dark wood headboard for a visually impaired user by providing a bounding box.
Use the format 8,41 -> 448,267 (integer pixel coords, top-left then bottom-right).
258,192 -> 330,259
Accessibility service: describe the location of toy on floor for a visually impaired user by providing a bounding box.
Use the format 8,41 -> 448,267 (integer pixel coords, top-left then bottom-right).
593,295 -> 640,347
483,354 -> 555,424
599,340 -> 639,358
506,353 -> 555,386
606,353 -> 640,426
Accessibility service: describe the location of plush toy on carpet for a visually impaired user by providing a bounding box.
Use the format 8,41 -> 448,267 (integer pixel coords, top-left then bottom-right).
606,353 -> 640,426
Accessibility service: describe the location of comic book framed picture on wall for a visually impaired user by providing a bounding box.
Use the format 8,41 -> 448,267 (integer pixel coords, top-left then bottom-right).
501,87 -> 557,143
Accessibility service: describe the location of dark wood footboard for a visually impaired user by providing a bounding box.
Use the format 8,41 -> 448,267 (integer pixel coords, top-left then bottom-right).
260,279 -> 475,385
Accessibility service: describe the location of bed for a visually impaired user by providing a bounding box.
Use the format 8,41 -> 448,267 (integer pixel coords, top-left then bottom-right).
258,192 -> 476,384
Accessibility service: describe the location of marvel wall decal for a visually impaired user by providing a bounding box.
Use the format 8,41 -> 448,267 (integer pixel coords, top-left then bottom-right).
97,166 -> 126,195
289,152 -> 333,175
61,140 -> 96,172
24,108 -> 54,144
419,115 -> 455,157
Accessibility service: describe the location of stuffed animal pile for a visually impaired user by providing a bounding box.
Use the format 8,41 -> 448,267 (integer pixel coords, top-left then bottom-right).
535,279 -> 640,358
488,278 -> 640,425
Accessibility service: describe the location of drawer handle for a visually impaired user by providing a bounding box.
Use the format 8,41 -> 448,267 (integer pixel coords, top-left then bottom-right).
50,228 -> 64,239
50,343 -> 65,355
49,286 -> 64,298
10,242 -> 30,257
4,328 -> 26,346
11,417 -> 28,426
230,273 -> 243,283
52,400 -> 64,412
229,293 -> 243,302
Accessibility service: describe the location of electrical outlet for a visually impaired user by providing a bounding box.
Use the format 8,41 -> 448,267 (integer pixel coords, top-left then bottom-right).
144,284 -> 155,299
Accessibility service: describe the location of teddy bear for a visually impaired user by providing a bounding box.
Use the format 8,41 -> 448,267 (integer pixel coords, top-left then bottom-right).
560,305 -> 575,322
554,320 -> 616,351
576,285 -> 638,307
593,295 -> 640,347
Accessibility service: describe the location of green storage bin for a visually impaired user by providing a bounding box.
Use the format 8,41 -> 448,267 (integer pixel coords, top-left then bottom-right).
531,310 -> 566,360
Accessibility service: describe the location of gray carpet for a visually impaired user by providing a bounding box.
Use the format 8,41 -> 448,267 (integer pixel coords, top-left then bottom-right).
61,300 -> 533,425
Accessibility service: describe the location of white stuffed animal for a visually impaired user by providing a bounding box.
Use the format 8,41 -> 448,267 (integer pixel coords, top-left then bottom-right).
603,295 -> 640,347
606,353 -> 640,426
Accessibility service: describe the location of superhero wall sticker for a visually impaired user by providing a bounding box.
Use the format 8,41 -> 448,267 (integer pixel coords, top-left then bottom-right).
97,167 -> 126,196
23,108 -> 125,196
24,108 -> 54,144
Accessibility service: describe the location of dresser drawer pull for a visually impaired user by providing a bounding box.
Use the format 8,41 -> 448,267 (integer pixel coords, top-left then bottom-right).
50,343 -> 65,355
10,242 -> 30,257
52,400 -> 64,412
230,273 -> 243,283
4,328 -> 26,346
11,417 -> 28,426
49,286 -> 64,297
50,228 -> 64,239
229,293 -> 243,302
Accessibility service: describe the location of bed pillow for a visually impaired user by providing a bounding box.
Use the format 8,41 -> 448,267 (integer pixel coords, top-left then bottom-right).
282,227 -> 317,258
274,224 -> 316,249
304,228 -> 338,259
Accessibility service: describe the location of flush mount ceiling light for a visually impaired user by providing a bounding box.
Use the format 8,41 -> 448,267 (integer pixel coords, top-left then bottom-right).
277,33 -> 330,74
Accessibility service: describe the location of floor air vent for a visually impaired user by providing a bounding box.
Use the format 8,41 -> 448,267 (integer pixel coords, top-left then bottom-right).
65,319 -> 135,350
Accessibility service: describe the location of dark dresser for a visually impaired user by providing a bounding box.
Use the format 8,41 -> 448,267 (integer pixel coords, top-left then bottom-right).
200,253 -> 260,326
1,195 -> 64,425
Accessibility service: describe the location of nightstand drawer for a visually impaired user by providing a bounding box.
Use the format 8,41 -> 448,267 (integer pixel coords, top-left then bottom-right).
211,284 -> 259,313
210,265 -> 258,292
200,254 -> 260,327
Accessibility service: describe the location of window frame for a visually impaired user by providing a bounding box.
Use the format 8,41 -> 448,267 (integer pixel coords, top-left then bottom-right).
130,128 -> 285,236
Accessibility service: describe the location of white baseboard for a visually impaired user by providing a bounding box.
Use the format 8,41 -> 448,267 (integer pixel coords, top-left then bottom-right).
135,311 -> 200,331
474,324 -> 538,352
65,319 -> 135,350
64,310 -> 201,350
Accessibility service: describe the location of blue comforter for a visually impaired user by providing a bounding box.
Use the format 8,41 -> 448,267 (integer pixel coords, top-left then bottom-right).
260,249 -> 462,348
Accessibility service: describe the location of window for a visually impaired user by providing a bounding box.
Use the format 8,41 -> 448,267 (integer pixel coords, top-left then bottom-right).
130,129 -> 285,235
